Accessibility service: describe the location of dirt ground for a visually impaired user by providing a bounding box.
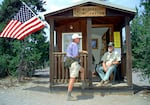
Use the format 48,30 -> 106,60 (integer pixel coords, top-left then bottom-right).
0,68 -> 150,105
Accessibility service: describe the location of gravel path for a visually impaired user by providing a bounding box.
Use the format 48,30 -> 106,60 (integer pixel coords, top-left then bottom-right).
0,68 -> 150,105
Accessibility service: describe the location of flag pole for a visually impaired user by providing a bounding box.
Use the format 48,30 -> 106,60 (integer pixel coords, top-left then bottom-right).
20,1 -> 45,25
20,1 -> 37,16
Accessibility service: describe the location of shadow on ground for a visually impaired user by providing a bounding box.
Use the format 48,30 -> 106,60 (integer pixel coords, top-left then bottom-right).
133,84 -> 150,95
23,68 -> 150,97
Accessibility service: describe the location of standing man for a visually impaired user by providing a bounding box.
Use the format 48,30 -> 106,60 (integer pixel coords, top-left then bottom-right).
96,42 -> 121,86
66,33 -> 85,101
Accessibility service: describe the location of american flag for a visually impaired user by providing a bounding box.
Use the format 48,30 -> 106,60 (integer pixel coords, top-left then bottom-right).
0,3 -> 45,40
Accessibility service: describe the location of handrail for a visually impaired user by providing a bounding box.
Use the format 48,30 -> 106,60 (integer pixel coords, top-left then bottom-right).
52,52 -> 88,83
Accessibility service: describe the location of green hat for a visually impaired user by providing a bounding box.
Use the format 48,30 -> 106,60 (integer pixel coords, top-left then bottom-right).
108,42 -> 114,46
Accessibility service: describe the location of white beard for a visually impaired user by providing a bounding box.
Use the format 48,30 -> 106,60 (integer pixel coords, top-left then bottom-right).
108,48 -> 111,52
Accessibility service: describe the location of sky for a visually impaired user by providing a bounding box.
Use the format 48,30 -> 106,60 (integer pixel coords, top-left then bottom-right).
41,0 -> 141,41
0,0 -> 141,20
0,0 -> 141,41
43,0 -> 141,14
0,0 -> 141,13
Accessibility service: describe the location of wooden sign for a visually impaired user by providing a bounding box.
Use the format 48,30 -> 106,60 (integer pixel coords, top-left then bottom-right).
73,6 -> 106,17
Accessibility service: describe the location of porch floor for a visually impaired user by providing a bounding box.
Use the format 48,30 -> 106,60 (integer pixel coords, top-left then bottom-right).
50,81 -> 133,95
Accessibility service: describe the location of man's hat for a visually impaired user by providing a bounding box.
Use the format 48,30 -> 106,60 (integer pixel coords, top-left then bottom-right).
72,33 -> 82,39
108,42 -> 114,46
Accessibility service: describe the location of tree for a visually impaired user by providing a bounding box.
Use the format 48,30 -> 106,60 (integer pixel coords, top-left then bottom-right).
131,0 -> 150,80
0,0 -> 49,80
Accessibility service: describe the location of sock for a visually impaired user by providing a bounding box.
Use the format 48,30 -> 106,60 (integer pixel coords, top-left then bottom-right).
67,91 -> 71,96
81,80 -> 85,85
81,80 -> 86,89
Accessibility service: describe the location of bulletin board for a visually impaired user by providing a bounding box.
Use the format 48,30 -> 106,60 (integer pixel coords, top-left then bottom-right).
114,32 -> 121,48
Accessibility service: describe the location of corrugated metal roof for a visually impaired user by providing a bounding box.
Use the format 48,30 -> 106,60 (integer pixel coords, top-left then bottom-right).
45,0 -> 136,16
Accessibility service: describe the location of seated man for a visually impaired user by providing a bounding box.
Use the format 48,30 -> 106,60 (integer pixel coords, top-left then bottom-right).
96,42 -> 121,86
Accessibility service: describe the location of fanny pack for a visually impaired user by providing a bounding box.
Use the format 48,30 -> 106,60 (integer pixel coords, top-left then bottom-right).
64,57 -> 77,69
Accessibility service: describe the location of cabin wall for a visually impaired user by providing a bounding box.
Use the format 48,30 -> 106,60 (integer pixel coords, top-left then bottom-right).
56,19 -> 87,52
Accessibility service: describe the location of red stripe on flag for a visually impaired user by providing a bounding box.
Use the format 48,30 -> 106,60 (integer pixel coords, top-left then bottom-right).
0,3 -> 45,40
13,16 -> 45,40
0,20 -> 14,37
7,21 -> 22,38
13,17 -> 39,38
18,24 -> 45,40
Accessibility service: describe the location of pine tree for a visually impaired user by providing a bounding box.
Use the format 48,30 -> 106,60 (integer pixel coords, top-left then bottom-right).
131,0 -> 150,80
0,0 -> 49,80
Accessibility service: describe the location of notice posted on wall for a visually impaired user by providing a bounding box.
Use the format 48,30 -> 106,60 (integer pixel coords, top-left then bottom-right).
114,32 -> 121,48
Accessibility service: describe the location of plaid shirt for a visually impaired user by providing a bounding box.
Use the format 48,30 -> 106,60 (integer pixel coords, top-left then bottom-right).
101,51 -> 121,66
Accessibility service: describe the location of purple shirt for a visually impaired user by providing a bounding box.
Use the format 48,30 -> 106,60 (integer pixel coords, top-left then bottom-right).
66,42 -> 79,58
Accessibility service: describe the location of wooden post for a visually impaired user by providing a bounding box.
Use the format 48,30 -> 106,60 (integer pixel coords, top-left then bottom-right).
49,19 -> 54,88
125,17 -> 132,86
87,18 -> 92,88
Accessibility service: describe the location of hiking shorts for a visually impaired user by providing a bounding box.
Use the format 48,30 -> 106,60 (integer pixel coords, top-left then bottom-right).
69,61 -> 81,78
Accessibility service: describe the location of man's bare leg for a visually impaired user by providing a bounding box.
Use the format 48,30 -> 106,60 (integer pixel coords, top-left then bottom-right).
68,77 -> 75,93
67,78 -> 76,100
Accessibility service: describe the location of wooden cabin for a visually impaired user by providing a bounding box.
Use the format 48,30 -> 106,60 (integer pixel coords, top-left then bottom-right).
44,0 -> 136,88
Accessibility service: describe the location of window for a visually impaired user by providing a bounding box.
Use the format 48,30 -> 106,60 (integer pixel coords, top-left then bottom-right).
62,32 -> 82,52
92,39 -> 98,49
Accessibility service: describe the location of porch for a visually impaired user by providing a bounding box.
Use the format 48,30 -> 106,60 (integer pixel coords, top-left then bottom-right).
50,52 -> 127,89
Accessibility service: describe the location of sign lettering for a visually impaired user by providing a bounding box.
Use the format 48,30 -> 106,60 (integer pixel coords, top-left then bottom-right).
73,6 -> 106,17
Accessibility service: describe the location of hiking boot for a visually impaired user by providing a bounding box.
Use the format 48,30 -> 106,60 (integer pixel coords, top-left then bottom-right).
103,80 -> 110,85
67,95 -> 77,101
96,80 -> 104,87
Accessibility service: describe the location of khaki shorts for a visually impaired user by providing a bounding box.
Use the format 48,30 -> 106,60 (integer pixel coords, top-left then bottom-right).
69,61 -> 81,78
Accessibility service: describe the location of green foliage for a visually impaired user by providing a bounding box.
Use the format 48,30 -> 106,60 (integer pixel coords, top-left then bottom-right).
0,0 -> 49,78
0,0 -> 21,26
0,54 -> 10,75
22,0 -> 46,12
131,0 -> 150,79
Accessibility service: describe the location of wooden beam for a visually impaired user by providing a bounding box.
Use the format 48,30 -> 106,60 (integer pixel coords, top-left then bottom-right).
125,17 -> 132,86
92,24 -> 113,28
87,18 -> 93,88
49,19 -> 54,88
